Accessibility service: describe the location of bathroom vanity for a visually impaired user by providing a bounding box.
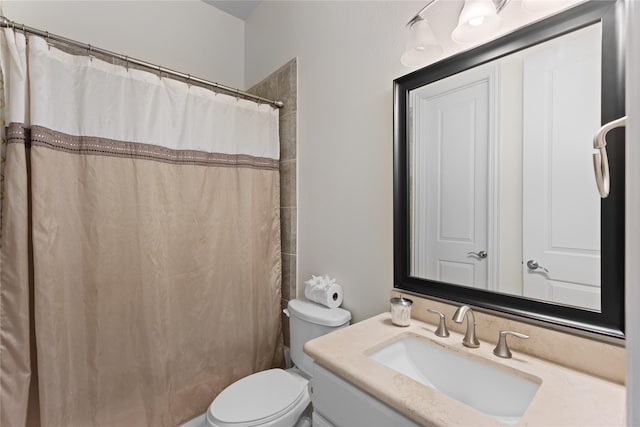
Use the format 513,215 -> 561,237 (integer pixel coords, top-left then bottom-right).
311,363 -> 420,427
305,312 -> 625,426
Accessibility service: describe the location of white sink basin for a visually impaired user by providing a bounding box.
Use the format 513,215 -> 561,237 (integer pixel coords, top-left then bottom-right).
369,335 -> 541,425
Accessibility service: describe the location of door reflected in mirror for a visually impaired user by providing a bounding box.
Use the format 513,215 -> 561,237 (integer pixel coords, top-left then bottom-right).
409,23 -> 602,311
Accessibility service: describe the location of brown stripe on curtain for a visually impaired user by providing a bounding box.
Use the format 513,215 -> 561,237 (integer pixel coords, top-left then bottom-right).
26,125 -> 280,170
1,123 -> 283,426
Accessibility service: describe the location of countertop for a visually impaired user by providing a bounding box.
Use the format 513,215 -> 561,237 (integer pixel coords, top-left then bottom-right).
304,313 -> 625,426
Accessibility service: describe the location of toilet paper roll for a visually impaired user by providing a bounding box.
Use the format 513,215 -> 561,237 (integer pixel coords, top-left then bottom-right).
304,280 -> 344,308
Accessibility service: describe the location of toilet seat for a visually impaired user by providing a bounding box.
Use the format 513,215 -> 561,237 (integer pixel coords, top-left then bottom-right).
206,369 -> 310,427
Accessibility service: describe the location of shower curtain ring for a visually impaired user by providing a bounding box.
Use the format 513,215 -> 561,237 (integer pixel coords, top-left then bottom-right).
158,65 -> 162,79
87,44 -> 94,62
124,56 -> 129,71
187,74 -> 191,87
236,89 -> 241,101
45,31 -> 52,50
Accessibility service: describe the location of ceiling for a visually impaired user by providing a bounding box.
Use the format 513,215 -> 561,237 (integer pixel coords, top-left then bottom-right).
203,0 -> 262,20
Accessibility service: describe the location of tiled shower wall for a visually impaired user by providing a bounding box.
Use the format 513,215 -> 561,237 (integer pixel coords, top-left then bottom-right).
248,58 -> 297,346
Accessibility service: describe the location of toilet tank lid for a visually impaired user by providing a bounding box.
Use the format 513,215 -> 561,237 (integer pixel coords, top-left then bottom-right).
287,299 -> 351,327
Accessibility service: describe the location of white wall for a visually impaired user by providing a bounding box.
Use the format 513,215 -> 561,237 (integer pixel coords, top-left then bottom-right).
0,0 -> 245,88
247,1 -> 413,322
626,0 -> 639,422
245,0 -> 582,322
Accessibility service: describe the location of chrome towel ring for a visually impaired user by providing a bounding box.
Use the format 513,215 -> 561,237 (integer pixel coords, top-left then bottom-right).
593,116 -> 626,198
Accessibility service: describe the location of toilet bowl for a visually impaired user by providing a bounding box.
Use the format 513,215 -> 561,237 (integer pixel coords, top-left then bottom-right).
205,368 -> 310,427
203,299 -> 351,427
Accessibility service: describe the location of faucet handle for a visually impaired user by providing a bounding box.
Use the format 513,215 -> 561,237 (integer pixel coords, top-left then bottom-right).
426,309 -> 450,338
493,330 -> 529,359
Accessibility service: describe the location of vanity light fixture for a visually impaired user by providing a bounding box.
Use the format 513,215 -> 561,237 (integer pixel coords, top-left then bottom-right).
452,0 -> 507,43
401,0 -> 510,67
400,16 -> 443,67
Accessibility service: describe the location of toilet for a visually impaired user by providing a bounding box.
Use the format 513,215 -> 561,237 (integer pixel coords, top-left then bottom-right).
204,298 -> 352,427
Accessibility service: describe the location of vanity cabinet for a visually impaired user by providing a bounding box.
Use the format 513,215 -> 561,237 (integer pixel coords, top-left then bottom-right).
310,363 -> 420,427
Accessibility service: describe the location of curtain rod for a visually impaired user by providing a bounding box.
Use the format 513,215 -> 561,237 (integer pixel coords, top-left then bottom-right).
0,16 -> 284,109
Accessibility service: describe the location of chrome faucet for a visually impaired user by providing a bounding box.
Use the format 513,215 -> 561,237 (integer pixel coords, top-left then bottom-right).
452,305 -> 480,348
493,330 -> 529,359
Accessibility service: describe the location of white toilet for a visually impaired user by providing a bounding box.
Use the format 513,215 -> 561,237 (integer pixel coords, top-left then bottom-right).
204,298 -> 352,427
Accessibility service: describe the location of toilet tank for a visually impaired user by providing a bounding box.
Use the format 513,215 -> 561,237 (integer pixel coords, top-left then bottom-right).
287,299 -> 351,377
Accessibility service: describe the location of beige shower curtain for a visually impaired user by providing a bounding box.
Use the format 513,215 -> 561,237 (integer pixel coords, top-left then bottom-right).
0,32 -> 283,427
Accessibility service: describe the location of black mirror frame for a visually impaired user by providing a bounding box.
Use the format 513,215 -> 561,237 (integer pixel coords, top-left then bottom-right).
393,0 -> 625,340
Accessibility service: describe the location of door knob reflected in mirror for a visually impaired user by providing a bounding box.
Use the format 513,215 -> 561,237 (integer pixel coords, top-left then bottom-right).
526,260 -> 549,273
467,251 -> 487,259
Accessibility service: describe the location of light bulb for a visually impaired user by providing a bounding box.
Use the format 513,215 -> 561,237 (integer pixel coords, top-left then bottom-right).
401,18 -> 443,67
469,16 -> 485,26
452,0 -> 502,44
408,19 -> 438,51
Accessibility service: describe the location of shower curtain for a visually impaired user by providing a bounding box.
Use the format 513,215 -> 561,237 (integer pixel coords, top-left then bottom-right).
0,31 -> 283,427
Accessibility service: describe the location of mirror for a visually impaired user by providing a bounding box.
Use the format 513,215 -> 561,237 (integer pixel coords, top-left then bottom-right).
394,0 -> 625,339
410,23 -> 603,310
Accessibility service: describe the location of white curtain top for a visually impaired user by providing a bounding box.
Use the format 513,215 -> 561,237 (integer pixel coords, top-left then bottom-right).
1,32 -> 279,160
